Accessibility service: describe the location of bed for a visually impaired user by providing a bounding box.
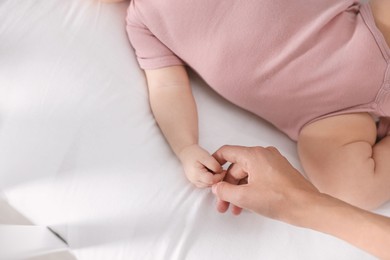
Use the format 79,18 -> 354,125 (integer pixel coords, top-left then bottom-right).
1,0 -> 389,259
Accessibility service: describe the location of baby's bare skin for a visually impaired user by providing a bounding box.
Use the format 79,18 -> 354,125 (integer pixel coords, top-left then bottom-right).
297,0 -> 390,210
370,0 -> 390,46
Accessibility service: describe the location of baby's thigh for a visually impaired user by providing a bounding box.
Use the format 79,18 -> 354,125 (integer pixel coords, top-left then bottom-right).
296,113 -> 390,209
297,113 -> 377,184
370,0 -> 390,46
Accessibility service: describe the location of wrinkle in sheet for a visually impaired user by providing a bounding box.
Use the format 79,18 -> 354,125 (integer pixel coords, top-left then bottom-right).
163,191 -> 213,260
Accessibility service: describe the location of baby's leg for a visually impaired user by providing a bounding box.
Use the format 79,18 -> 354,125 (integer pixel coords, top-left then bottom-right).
298,113 -> 390,210
370,0 -> 390,46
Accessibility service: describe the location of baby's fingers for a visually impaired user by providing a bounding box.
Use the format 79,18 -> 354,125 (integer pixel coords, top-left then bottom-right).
198,170 -> 226,186
200,155 -> 223,174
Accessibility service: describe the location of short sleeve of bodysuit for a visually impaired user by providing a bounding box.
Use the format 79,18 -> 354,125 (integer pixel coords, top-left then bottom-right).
126,2 -> 184,70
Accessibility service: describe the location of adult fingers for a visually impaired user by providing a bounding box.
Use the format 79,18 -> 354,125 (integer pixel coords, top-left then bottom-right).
212,145 -> 251,168
215,199 -> 243,215
214,164 -> 246,213
212,181 -> 248,209
216,198 -> 230,213
216,198 -> 243,215
218,163 -> 246,214
225,163 -> 248,184
229,177 -> 247,215
231,205 -> 243,215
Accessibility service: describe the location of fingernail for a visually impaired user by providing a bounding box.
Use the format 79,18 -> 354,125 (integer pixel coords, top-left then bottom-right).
211,184 -> 217,194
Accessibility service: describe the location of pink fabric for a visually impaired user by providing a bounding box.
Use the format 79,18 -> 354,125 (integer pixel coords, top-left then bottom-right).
126,1 -> 390,140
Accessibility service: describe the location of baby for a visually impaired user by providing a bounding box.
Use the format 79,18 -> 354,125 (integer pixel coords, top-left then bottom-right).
107,0 -> 390,210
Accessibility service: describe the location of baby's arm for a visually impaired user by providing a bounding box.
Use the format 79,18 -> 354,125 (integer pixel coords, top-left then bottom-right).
145,66 -> 224,187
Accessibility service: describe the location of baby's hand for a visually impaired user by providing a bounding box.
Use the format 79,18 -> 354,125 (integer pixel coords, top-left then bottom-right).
178,144 -> 225,188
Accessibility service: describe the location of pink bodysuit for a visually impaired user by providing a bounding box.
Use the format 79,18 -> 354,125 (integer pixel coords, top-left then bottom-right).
126,0 -> 390,141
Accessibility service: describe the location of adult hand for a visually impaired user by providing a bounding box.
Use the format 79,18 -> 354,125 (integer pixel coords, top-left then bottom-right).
179,144 -> 225,188
214,162 -> 247,215
212,145 -> 319,223
212,145 -> 390,260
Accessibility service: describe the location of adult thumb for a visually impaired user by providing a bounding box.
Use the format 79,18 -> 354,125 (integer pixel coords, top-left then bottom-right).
212,182 -> 246,209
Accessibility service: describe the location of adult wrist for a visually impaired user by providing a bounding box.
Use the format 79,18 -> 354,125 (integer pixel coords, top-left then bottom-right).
279,189 -> 326,228
291,191 -> 350,231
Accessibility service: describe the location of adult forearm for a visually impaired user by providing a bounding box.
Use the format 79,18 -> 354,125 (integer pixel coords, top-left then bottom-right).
298,193 -> 390,259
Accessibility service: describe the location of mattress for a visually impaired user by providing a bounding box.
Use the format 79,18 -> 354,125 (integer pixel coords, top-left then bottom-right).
1,0 -> 389,259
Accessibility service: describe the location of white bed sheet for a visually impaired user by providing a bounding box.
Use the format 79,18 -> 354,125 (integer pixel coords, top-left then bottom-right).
1,0 -> 389,259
